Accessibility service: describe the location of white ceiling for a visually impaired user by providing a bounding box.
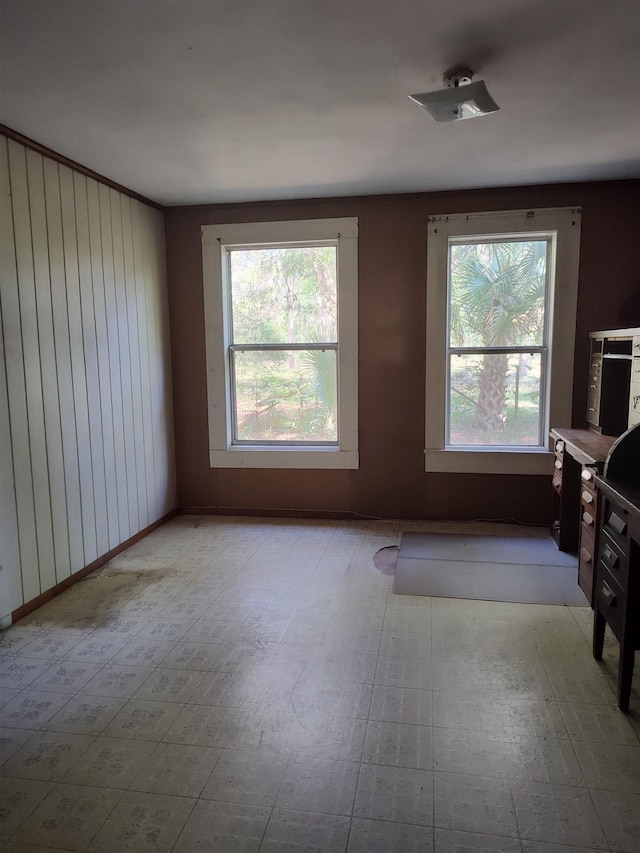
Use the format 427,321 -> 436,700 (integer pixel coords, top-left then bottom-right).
1,0 -> 639,206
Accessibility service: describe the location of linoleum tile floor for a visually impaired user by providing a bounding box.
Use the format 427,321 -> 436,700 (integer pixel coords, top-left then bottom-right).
1,517 -> 639,853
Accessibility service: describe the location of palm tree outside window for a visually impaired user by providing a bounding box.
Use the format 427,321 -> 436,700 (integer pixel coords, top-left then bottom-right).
424,207 -> 581,475
447,238 -> 549,447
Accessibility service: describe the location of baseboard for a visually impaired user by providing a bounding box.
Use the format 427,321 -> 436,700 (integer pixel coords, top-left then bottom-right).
176,505 -> 371,521
11,508 -> 178,625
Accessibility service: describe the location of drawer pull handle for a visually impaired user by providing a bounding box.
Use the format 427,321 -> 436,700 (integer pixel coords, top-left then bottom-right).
601,583 -> 616,607
602,546 -> 619,569
581,469 -> 593,482
580,547 -> 592,564
609,513 -> 627,536
583,512 -> 594,526
554,459 -> 563,469
581,490 -> 593,504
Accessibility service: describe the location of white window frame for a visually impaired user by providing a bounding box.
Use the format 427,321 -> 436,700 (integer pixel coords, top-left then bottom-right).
202,217 -> 358,469
425,207 -> 581,474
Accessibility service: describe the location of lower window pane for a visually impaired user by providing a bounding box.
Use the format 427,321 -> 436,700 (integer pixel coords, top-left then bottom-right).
233,349 -> 337,442
448,352 -> 542,446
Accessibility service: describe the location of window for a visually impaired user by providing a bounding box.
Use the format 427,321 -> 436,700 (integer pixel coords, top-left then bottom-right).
202,218 -> 358,468
448,237 -> 550,447
425,208 -> 581,474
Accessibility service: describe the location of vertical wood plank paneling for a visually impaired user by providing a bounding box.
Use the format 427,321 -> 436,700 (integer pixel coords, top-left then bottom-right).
152,208 -> 176,514
0,318 -> 22,620
143,204 -> 175,515
26,149 -> 71,585
0,137 -> 25,616
99,183 -> 129,541
2,133 -> 175,615
132,200 -> 156,522
60,164 -> 98,565
43,157 -> 85,576
74,171 -> 109,558
87,178 -> 119,549
8,140 -> 56,595
121,196 -> 149,529
111,189 -> 137,537
140,203 -> 161,519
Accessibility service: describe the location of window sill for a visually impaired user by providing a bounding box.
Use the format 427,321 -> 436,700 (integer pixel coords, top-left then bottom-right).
424,448 -> 553,475
210,447 -> 359,470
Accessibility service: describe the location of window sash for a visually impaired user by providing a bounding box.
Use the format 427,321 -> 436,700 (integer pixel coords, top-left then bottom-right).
226,242 -> 338,347
229,344 -> 340,447
448,345 -> 546,355
446,349 -> 548,448
225,240 -> 341,446
229,343 -> 338,352
445,234 -> 552,450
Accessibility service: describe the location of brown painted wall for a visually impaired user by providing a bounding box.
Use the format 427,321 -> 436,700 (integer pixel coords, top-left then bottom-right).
165,180 -> 640,522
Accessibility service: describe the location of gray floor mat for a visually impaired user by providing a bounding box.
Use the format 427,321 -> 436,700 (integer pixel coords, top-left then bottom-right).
393,532 -> 586,605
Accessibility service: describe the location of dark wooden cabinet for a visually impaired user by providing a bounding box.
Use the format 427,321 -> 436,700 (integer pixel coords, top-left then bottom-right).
593,476 -> 640,712
589,328 -> 640,435
549,428 -> 615,603
550,327 -> 640,605
550,331 -> 640,710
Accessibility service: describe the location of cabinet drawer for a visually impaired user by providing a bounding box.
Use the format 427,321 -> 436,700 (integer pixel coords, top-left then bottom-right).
579,524 -> 596,604
587,408 -> 600,428
580,523 -> 595,563
587,384 -> 600,408
587,362 -> 601,425
596,575 -> 624,641
599,529 -> 629,587
629,389 -> 640,427
581,487 -> 596,510
581,466 -> 598,486
604,503 -> 629,546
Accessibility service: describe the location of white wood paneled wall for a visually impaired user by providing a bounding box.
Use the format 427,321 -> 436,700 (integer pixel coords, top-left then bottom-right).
0,135 -> 176,622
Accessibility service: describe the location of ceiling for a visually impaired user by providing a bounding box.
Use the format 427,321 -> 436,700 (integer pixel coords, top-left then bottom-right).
1,0 -> 639,206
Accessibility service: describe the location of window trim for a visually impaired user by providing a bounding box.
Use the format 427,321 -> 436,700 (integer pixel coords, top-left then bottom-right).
425,207 -> 581,474
202,217 -> 358,469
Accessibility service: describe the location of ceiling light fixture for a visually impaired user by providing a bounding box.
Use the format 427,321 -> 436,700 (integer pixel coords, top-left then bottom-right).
409,67 -> 500,122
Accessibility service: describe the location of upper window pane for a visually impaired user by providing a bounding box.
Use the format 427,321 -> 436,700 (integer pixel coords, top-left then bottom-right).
449,240 -> 548,348
229,246 -> 337,344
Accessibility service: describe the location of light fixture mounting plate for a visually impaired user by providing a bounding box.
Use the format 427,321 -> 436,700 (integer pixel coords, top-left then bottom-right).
442,67 -> 474,87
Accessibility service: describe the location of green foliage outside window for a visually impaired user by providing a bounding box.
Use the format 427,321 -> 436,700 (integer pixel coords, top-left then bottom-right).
229,245 -> 338,442
448,240 -> 548,444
